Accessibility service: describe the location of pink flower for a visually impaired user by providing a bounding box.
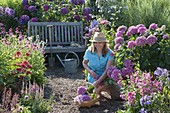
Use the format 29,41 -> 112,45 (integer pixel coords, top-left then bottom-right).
114,37 -> 124,44
162,34 -> 169,39
115,31 -> 123,37
147,35 -> 157,45
124,59 -> 134,68
117,25 -> 127,33
135,36 -> 147,46
127,41 -> 136,49
77,86 -> 87,95
100,20 -> 109,25
149,23 -> 158,30
138,27 -> 147,34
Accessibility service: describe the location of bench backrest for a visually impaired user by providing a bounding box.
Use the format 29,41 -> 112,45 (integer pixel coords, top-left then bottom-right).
28,21 -> 84,46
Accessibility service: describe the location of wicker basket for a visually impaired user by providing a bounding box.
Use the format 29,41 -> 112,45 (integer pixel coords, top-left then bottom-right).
74,96 -> 100,108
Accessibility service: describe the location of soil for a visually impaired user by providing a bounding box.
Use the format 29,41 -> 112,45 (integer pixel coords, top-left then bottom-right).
44,66 -> 124,113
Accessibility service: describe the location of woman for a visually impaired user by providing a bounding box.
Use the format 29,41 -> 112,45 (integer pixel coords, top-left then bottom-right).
82,32 -> 116,97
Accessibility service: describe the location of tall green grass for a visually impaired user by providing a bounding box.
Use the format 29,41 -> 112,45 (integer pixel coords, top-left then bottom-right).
119,0 -> 170,29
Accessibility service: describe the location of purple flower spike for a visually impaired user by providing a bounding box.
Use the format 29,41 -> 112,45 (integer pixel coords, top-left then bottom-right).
77,86 -> 87,95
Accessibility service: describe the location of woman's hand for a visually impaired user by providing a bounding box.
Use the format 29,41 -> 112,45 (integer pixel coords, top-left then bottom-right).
89,70 -> 97,79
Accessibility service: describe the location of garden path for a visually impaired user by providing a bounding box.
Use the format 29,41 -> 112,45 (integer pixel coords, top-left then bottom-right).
45,66 -> 123,113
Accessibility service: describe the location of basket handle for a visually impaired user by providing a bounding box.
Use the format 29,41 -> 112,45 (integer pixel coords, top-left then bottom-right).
64,51 -> 80,68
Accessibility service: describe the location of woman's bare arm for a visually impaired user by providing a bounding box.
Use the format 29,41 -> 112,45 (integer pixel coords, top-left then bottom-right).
82,59 -> 97,79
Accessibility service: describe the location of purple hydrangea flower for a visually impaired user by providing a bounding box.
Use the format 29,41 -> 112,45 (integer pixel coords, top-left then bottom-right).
78,0 -> 85,5
162,34 -> 169,39
28,6 -> 36,12
115,31 -> 123,37
43,4 -> 50,12
83,7 -> 90,16
127,41 -> 136,49
128,26 -> 138,35
111,68 -> 122,81
19,15 -> 30,24
30,17 -> 38,22
149,23 -> 158,30
69,0 -> 78,5
22,0 -> 28,6
146,35 -> 157,45
114,37 -> 124,44
122,67 -> 133,78
114,44 -> 121,51
24,5 -> 29,10
77,86 -> 87,95
135,36 -> 147,46
5,7 -> 15,17
84,14 -> 91,21
136,24 -> 145,29
60,7 -> 68,14
117,25 -> 127,33
124,59 -> 134,68
138,27 -> 147,34
107,65 -> 116,78
74,15 -> 81,21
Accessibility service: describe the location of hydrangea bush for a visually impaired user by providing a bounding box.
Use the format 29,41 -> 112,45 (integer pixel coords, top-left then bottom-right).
113,23 -> 170,72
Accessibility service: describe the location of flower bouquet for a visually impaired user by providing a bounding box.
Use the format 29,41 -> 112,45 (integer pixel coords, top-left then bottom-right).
74,86 -> 100,108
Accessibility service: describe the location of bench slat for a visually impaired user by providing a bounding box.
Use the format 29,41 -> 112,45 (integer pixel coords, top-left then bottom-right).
28,21 -> 86,53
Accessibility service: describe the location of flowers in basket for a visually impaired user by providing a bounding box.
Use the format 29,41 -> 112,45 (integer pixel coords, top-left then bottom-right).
74,86 -> 99,107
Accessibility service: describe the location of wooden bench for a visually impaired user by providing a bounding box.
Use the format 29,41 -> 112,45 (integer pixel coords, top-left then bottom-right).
28,21 -> 87,53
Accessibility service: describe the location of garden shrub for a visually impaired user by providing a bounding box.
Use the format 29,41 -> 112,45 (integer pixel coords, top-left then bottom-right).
113,23 -> 170,72
0,30 -> 46,94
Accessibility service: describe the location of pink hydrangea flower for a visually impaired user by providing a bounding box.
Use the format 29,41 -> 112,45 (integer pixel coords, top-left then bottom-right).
77,86 -> 87,95
127,41 -> 136,49
114,37 -> 124,44
135,36 -> 147,46
138,27 -> 147,34
146,35 -> 157,45
162,34 -> 169,39
114,44 -> 121,51
149,23 -> 158,30
117,25 -> 127,33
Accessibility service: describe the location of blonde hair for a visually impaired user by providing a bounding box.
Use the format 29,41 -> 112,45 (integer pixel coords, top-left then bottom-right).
89,42 -> 109,57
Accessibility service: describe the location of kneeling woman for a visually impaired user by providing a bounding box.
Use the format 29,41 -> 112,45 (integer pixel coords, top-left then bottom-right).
82,32 -> 120,99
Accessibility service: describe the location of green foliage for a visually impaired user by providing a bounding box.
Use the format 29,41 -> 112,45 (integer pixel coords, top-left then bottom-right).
19,95 -> 53,113
119,0 -> 170,30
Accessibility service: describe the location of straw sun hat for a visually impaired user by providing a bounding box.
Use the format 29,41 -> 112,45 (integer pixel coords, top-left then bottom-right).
89,32 -> 108,43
